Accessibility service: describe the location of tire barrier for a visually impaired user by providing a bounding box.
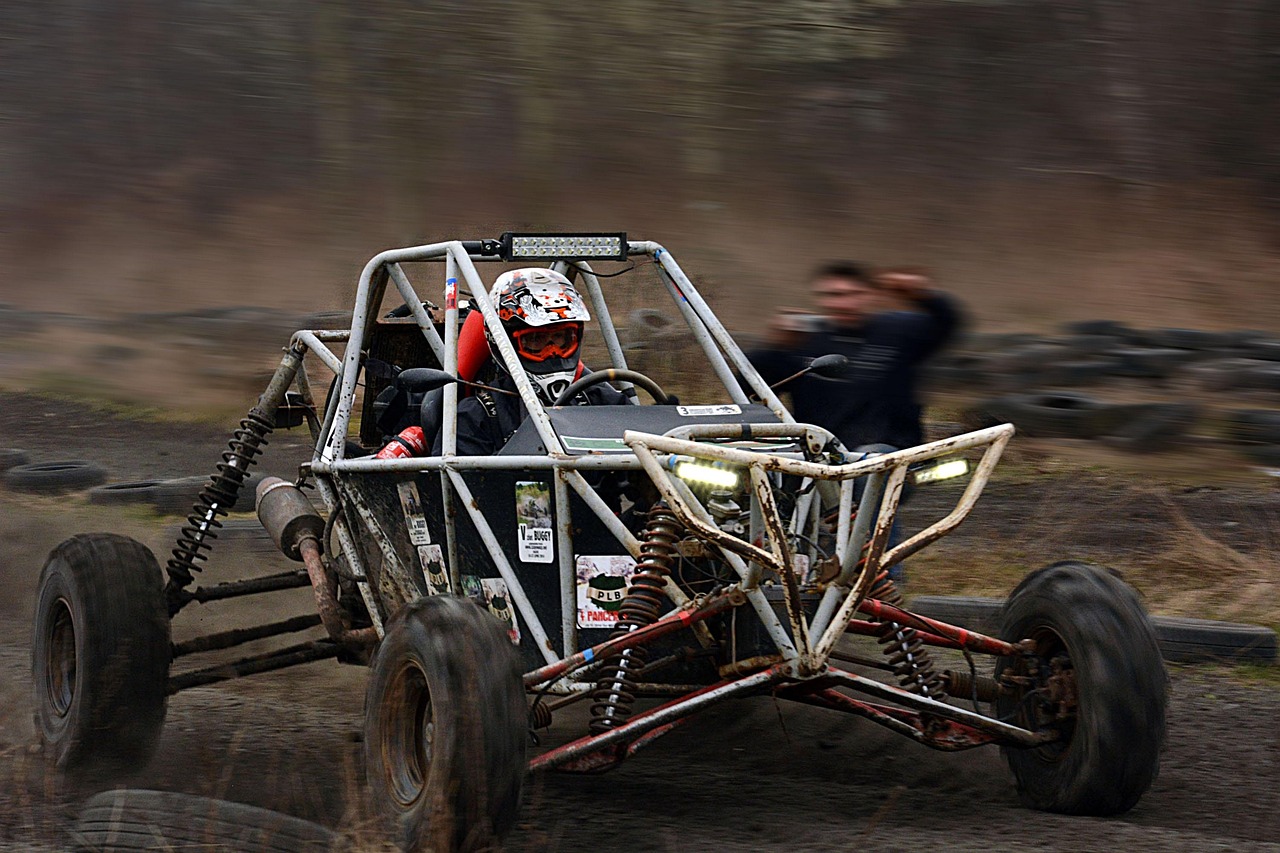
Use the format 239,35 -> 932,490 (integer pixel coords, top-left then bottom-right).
909,595 -> 1277,664
1101,402 -> 1200,452
1220,409 -> 1280,445
0,448 -> 30,472
151,471 -> 266,516
968,392 -> 1125,439
87,480 -> 163,506
3,460 -> 108,493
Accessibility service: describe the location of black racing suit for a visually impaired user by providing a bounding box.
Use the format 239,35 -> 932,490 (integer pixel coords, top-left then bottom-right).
432,371 -> 629,456
746,293 -> 962,452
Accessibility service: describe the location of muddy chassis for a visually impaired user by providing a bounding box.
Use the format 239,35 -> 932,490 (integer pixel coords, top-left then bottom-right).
32,235 -> 1168,847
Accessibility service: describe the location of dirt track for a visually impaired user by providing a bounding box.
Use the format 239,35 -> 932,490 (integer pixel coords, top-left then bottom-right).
2,393 -> 1278,851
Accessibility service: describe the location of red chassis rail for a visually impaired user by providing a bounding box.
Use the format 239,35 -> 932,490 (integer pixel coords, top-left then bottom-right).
525,591 -> 1044,774
849,598 -> 1022,657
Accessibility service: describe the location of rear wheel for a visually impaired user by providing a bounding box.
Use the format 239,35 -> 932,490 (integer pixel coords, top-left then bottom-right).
32,534 -> 171,777
995,561 -> 1167,815
364,596 -> 527,852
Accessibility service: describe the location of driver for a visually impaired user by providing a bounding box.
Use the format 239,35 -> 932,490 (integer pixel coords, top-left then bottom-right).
433,267 -> 627,456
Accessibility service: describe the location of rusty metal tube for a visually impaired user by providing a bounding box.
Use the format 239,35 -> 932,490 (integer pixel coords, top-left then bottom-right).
297,536 -> 378,647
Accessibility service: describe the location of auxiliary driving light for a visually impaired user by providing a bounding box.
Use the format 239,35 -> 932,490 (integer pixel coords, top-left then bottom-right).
911,457 -> 969,485
500,232 -> 628,261
673,461 -> 739,489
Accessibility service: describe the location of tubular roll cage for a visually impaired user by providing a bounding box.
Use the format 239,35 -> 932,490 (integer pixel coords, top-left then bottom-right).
224,238 -> 1037,767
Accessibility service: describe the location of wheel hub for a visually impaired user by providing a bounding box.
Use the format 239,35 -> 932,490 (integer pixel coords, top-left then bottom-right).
46,598 -> 76,718
384,662 -> 434,808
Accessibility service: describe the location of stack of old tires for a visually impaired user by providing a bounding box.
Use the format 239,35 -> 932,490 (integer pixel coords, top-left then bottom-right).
938,322 -> 1280,459
1219,408 -> 1280,467
933,322 -> 1280,393
962,391 -> 1199,451
0,448 -> 265,516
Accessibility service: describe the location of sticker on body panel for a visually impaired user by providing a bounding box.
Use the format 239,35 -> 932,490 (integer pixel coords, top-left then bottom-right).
576,555 -> 637,629
461,575 -> 520,644
485,579 -> 520,644
515,481 -> 553,563
417,544 -> 448,594
676,404 -> 742,417
397,481 -> 431,546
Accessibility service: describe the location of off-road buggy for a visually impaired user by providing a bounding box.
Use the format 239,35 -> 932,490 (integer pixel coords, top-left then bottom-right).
32,234 -> 1168,850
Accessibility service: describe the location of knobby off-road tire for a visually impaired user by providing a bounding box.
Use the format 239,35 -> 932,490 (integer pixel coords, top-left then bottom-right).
71,789 -> 336,852
995,561 -> 1167,816
32,534 -> 170,777
364,596 -> 527,852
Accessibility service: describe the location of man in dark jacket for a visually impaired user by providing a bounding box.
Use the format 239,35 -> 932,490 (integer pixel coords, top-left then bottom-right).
748,263 -> 962,588
747,262 -> 961,453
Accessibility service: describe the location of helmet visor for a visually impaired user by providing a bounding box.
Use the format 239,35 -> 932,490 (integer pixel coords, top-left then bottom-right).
512,323 -> 582,363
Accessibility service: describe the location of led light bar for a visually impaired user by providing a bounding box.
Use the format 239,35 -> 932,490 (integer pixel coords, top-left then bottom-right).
500,232 -> 628,261
674,461 -> 738,489
911,457 -> 969,485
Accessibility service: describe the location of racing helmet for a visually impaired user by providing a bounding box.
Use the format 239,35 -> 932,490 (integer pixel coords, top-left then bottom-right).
486,268 -> 590,404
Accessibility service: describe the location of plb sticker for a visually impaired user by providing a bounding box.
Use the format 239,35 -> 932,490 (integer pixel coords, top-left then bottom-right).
676,404 -> 742,417
576,555 -> 637,629
417,544 -> 448,594
515,481 -> 553,563
484,578 -> 520,644
397,481 -> 431,546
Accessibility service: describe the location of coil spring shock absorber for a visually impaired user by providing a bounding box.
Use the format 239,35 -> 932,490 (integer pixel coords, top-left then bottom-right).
165,406 -> 274,614
868,570 -> 946,700
588,505 -> 682,735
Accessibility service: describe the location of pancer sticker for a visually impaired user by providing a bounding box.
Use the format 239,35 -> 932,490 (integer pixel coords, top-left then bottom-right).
397,481 -> 431,546
417,544 -> 448,594
481,578 -> 520,644
676,404 -> 742,417
576,555 -> 637,629
515,481 -> 553,563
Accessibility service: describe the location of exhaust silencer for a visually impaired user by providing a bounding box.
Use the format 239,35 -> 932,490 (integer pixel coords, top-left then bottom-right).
256,477 -> 325,561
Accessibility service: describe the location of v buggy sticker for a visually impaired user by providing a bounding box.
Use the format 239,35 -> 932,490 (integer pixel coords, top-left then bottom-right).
482,578 -> 520,644
397,481 -> 431,546
515,481 -> 553,563
417,544 -> 448,594
576,555 -> 637,629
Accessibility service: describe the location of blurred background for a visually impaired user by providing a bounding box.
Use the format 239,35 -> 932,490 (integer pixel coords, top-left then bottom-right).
1,0 -> 1279,409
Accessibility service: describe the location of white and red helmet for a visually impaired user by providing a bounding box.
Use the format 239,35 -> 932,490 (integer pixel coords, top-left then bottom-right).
487,268 -> 591,403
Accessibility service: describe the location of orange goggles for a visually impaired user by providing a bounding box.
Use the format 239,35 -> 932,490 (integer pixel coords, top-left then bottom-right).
511,323 -> 582,362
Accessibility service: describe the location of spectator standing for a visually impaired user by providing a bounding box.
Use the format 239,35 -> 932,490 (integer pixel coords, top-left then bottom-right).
747,262 -> 962,454
747,263 -> 963,587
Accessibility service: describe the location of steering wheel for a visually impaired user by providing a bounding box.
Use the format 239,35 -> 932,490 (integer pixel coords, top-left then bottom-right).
552,368 -> 673,407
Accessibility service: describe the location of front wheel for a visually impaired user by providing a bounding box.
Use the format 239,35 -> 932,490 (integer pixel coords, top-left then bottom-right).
364,596 -> 527,852
995,561 -> 1167,816
32,534 -> 171,777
